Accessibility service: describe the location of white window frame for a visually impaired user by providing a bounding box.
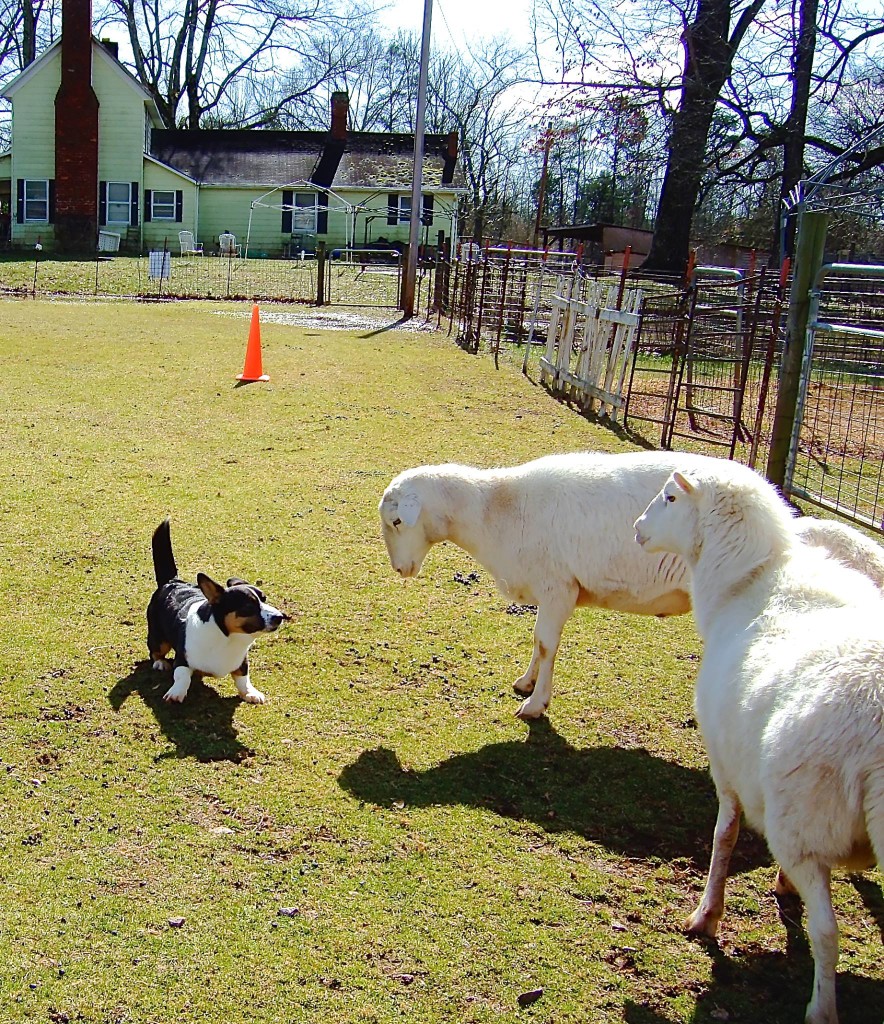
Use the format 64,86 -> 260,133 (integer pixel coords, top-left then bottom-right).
106,181 -> 132,225
397,195 -> 412,224
291,192 -> 317,233
24,179 -> 49,222
151,190 -> 176,221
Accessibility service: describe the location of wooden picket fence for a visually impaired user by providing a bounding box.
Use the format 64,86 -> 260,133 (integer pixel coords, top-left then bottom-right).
538,276 -> 644,420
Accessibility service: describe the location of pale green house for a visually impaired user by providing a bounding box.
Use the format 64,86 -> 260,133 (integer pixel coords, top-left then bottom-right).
0,29 -> 463,257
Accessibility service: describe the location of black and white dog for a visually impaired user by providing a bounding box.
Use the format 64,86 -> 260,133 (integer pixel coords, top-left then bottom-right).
147,519 -> 287,704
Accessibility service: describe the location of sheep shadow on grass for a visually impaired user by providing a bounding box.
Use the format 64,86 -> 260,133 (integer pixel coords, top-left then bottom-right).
108,660 -> 254,763
338,717 -> 769,873
622,919 -> 884,1024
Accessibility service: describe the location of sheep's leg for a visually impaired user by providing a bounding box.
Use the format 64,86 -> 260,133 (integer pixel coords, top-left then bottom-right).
778,859 -> 838,1024
512,652 -> 540,695
775,867 -> 799,897
515,590 -> 576,719
685,791 -> 741,937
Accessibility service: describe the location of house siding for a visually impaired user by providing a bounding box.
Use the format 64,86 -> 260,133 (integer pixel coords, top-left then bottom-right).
94,50 -> 148,248
10,47 -> 59,247
142,163 -> 198,252
194,186 -> 458,258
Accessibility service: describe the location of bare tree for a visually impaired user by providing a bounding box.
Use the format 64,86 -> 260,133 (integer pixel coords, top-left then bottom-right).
93,0 -> 373,128
0,0 -> 61,146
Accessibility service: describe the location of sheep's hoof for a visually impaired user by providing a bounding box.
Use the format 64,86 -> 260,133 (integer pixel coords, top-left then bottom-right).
515,697 -> 547,720
684,909 -> 719,939
512,677 -> 535,696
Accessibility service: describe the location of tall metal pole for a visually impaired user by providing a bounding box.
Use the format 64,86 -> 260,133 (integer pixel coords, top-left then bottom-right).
402,0 -> 433,318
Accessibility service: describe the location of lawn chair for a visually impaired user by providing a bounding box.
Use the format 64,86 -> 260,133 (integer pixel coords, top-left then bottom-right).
178,230 -> 203,256
218,231 -> 241,258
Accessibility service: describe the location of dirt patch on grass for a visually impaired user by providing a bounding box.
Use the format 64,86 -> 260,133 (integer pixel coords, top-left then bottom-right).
214,307 -> 441,334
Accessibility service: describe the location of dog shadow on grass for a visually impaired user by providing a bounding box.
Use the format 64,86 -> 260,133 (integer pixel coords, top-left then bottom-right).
338,717 -> 768,873
108,661 -> 254,763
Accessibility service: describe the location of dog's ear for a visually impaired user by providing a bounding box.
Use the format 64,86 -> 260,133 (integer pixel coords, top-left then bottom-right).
226,577 -> 248,588
197,572 -> 225,603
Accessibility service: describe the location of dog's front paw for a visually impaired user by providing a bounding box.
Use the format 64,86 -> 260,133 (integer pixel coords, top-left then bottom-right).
152,658 -> 172,672
163,683 -> 189,703
234,673 -> 266,704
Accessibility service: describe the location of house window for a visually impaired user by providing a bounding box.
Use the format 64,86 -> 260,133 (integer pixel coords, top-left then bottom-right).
292,192 -> 317,232
24,179 -> 49,222
397,196 -> 412,224
151,190 -> 176,220
106,182 -> 132,224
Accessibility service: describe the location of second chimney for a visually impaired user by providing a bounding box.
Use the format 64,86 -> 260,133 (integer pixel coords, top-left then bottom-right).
330,91 -> 348,142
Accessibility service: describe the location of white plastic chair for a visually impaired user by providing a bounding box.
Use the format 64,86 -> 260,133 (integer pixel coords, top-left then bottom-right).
178,230 -> 203,256
218,232 -> 241,257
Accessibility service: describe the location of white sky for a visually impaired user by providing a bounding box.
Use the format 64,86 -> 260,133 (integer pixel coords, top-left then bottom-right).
377,0 -> 536,50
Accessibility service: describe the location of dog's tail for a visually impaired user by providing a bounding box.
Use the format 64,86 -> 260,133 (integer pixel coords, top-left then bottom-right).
151,518 -> 178,587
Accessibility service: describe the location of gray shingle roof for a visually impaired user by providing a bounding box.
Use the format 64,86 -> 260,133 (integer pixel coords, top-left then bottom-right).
149,129 -> 462,190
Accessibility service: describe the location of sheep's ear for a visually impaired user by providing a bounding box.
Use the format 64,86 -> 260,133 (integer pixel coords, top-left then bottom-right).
673,471 -> 696,494
398,492 -> 422,527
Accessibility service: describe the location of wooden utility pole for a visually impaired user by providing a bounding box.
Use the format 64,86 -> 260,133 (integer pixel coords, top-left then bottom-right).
402,0 -> 433,318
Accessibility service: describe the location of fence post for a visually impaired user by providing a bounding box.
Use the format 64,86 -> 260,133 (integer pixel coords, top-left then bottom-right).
765,209 -> 828,487
399,245 -> 411,310
433,230 -> 446,313
316,241 -> 326,306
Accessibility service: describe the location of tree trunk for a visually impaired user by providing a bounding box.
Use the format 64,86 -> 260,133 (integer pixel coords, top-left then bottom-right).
22,0 -> 37,67
643,0 -> 765,277
770,0 -> 819,264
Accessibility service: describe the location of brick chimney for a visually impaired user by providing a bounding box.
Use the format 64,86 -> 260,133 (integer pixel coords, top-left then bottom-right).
330,91 -> 348,141
54,0 -> 99,251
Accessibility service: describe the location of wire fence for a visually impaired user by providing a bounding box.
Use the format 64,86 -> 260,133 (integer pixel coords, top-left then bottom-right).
787,265 -> 884,529
446,248 -> 884,534
0,252 -> 413,307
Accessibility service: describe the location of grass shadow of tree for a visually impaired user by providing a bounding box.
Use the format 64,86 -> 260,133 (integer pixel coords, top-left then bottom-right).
338,717 -> 769,873
108,660 -> 254,763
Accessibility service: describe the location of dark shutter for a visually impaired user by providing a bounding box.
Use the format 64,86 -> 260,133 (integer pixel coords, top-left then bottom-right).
281,189 -> 293,233
175,191 -> 183,222
387,193 -> 397,226
130,182 -> 139,226
98,181 -> 107,226
317,193 -> 328,234
144,189 -> 152,222
16,179 -> 23,223
48,180 -> 55,223
421,193 -> 434,226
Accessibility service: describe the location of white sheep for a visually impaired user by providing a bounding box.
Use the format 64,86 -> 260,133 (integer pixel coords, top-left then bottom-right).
379,452 -> 884,720
793,516 -> 884,590
634,460 -> 884,1024
378,451 -> 729,719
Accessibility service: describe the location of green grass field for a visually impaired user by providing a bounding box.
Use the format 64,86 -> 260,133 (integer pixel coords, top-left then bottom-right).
0,298 -> 880,1024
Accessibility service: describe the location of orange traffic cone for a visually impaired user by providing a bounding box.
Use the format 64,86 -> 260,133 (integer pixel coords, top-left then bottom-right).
237,304 -> 270,382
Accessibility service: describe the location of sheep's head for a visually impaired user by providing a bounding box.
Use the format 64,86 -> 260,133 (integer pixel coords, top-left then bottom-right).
634,470 -> 699,559
379,482 -> 432,578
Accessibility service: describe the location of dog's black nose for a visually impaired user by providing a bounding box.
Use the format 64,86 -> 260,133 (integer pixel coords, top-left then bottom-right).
267,612 -> 286,629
